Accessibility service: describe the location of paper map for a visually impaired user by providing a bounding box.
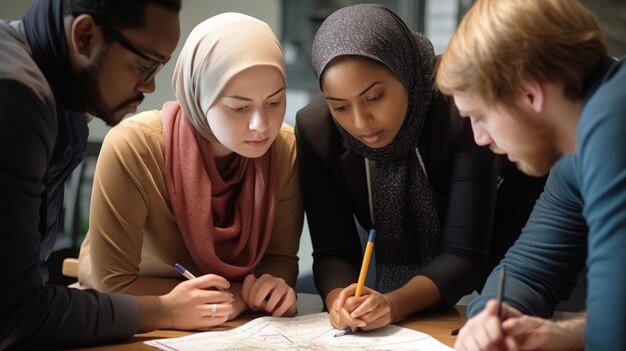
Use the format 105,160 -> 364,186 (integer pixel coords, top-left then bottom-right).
145,312 -> 453,350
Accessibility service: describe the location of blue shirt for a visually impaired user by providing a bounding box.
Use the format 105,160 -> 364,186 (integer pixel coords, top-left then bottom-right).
469,57 -> 626,350
578,57 -> 626,350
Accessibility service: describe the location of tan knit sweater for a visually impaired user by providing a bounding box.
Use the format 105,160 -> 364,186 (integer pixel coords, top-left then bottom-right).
78,110 -> 303,295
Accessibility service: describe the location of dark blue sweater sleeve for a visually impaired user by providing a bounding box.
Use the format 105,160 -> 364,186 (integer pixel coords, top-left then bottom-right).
578,60 -> 626,350
0,80 -> 139,349
468,155 -> 588,318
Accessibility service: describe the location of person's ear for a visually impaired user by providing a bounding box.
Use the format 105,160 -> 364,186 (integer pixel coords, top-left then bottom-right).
68,14 -> 103,64
519,80 -> 545,114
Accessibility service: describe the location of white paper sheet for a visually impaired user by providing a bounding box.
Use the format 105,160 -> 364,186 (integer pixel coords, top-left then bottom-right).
145,312 -> 453,350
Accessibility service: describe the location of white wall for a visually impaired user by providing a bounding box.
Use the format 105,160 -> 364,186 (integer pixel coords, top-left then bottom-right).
0,2 -> 32,19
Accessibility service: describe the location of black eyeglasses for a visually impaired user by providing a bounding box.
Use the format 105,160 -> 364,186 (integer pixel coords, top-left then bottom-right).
95,19 -> 170,83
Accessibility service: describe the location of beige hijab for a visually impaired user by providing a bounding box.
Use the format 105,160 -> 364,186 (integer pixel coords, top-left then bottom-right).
172,12 -> 285,140
163,13 -> 285,280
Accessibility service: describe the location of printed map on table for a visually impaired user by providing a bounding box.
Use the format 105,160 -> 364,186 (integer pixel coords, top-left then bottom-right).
145,312 -> 453,350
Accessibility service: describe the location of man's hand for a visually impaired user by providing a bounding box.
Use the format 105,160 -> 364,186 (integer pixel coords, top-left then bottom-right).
455,300 -> 522,351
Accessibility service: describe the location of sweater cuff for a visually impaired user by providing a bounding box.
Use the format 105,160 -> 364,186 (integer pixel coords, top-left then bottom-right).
420,254 -> 480,308
106,293 -> 141,341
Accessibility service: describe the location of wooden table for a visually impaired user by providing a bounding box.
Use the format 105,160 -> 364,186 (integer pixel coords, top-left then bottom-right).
396,304 -> 467,348
68,294 -> 466,350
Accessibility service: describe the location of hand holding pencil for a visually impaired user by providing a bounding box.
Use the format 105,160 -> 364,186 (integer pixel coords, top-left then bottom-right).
329,229 -> 396,335
453,267 -> 528,351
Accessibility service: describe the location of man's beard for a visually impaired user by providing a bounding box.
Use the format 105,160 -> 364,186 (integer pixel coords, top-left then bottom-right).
76,48 -> 143,127
511,113 -> 561,177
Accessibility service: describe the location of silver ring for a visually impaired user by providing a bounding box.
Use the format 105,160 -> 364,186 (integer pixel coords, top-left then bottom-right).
211,303 -> 217,317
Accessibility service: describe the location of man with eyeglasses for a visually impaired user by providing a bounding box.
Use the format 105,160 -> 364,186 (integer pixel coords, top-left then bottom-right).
0,0 -> 230,349
95,19 -> 171,86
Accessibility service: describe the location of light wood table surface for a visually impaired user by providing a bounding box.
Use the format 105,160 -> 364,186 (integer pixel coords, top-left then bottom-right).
66,293 -> 466,350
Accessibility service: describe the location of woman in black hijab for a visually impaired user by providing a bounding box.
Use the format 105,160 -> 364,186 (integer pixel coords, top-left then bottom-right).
295,3 -> 521,331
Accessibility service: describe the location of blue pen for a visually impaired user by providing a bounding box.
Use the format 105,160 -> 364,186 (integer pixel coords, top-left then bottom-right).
175,263 -> 233,296
175,263 -> 196,280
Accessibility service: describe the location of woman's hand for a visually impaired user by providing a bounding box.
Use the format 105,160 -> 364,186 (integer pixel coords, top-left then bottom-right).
159,274 -> 235,330
329,283 -> 392,331
241,273 -> 297,317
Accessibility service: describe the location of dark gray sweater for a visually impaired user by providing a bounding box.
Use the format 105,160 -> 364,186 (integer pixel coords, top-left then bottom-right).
0,12 -> 139,350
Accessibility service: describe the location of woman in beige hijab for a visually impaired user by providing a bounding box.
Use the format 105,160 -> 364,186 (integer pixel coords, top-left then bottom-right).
78,13 -> 303,327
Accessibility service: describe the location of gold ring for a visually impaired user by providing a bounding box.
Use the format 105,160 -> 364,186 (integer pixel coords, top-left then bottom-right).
211,303 -> 217,317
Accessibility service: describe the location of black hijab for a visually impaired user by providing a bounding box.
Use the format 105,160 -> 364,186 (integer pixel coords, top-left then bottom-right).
311,3 -> 443,292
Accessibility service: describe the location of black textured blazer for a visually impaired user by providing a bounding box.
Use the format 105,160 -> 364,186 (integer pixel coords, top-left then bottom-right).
295,92 -> 500,307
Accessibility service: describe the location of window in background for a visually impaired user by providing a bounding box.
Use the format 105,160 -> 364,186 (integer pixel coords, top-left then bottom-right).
580,0 -> 626,57
424,0 -> 458,54
281,0 -> 466,91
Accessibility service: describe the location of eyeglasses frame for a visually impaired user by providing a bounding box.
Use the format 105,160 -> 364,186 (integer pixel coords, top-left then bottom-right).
94,18 -> 170,83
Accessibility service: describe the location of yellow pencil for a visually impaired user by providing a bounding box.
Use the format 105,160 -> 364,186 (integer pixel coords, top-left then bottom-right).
355,229 -> 376,297
334,229 -> 377,337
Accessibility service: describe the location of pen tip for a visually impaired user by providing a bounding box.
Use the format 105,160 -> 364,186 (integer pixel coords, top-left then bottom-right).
174,263 -> 184,273
334,329 -> 350,337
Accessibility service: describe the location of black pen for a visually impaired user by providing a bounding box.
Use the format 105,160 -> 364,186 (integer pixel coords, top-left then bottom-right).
496,266 -> 506,319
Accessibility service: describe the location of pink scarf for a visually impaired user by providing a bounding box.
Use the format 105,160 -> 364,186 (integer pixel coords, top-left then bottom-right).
162,101 -> 278,281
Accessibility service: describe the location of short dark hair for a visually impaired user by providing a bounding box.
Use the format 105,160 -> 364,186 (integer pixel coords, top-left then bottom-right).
63,0 -> 181,29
